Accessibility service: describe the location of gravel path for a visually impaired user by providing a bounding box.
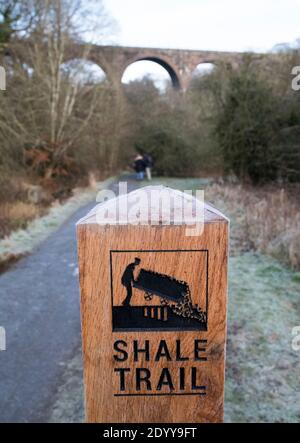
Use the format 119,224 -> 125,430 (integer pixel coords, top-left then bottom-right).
0,198 -> 91,422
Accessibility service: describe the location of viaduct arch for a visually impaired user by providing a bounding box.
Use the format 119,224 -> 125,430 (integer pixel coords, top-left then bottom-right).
70,45 -> 245,91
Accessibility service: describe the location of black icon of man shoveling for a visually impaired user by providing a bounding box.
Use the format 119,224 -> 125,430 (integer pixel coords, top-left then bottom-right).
121,257 -> 141,306
115,254 -> 207,331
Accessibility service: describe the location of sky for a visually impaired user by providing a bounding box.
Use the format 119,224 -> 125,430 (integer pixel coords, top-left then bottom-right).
102,0 -> 300,85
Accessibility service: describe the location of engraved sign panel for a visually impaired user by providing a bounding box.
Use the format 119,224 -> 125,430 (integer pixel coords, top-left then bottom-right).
110,249 -> 208,331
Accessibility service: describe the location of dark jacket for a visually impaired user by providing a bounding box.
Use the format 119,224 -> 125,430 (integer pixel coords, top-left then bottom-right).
143,154 -> 153,168
134,158 -> 146,173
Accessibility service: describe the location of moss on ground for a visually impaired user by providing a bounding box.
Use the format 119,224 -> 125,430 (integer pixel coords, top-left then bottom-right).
226,253 -> 300,422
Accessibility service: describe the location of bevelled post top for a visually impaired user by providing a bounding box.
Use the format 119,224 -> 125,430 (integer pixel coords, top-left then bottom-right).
77,185 -> 229,226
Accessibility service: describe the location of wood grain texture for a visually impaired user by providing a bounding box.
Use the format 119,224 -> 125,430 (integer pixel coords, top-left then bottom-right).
77,218 -> 228,423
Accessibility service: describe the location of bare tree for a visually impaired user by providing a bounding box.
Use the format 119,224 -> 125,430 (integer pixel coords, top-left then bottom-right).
0,0 -> 40,44
0,0 -> 117,181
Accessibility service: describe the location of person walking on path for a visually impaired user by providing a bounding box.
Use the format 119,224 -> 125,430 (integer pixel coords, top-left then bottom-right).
143,153 -> 154,181
133,154 -> 146,181
121,257 -> 141,306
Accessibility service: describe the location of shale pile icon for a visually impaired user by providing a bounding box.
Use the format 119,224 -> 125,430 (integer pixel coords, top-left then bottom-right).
112,258 -> 207,332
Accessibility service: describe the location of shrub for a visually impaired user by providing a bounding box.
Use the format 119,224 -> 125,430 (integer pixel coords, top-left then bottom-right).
214,63 -> 279,183
205,182 -> 300,269
135,127 -> 198,176
213,55 -> 300,184
125,78 -> 221,177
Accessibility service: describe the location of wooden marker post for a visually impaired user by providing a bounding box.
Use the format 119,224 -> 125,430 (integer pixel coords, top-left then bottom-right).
77,185 -> 229,423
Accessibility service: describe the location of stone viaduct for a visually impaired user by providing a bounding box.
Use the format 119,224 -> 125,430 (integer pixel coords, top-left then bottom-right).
71,45 -> 245,91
